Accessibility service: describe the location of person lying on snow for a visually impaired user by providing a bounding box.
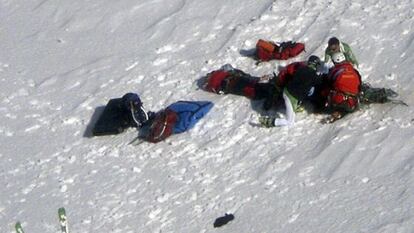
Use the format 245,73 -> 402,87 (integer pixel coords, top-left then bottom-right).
203,56 -> 324,127
324,37 -> 359,68
203,54 -> 404,127
258,55 -> 324,127
92,93 -> 213,143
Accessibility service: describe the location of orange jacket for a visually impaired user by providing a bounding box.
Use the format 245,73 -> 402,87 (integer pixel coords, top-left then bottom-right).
325,62 -> 361,111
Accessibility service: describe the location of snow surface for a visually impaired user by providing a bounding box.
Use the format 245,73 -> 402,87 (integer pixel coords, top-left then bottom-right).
1,0 -> 414,232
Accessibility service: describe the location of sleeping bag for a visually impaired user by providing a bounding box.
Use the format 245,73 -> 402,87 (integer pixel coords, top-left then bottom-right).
146,101 -> 214,143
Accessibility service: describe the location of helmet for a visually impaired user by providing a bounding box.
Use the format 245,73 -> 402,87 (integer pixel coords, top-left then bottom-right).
307,55 -> 321,67
331,52 -> 346,64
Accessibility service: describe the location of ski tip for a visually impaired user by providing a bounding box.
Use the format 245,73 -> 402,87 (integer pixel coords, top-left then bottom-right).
15,222 -> 24,233
58,207 -> 67,217
390,99 -> 408,107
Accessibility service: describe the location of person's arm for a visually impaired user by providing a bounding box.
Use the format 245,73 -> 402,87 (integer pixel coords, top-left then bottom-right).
324,47 -> 331,63
276,69 -> 288,87
348,50 -> 359,67
343,43 -> 359,67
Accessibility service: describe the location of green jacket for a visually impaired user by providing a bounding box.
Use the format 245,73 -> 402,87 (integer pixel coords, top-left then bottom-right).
284,88 -> 303,113
324,41 -> 359,67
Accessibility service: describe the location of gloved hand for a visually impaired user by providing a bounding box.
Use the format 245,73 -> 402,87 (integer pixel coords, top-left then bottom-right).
321,111 -> 343,124
259,116 -> 275,128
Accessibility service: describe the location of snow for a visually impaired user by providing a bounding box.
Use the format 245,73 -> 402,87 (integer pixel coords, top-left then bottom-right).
1,0 -> 414,232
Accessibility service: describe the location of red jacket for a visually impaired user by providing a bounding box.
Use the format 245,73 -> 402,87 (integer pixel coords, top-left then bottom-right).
276,62 -> 306,87
256,40 -> 305,61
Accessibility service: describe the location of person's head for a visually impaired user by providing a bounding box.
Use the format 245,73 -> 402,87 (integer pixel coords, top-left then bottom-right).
307,55 -> 322,70
331,52 -> 346,64
328,37 -> 340,53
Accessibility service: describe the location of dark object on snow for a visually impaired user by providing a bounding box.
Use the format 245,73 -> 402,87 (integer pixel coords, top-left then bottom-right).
285,65 -> 322,101
121,93 -> 150,127
92,93 -> 152,136
360,84 -> 407,106
360,83 -> 400,104
92,98 -> 134,136
213,213 -> 234,228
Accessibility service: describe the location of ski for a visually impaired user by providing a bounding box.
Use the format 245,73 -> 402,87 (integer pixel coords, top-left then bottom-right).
15,222 -> 24,233
390,99 -> 408,106
58,207 -> 69,233
128,135 -> 145,145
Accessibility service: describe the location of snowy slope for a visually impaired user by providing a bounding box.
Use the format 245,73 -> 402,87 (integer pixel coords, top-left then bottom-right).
1,0 -> 414,232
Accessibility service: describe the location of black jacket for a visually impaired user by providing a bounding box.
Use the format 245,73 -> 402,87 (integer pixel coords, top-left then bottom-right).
286,66 -> 321,101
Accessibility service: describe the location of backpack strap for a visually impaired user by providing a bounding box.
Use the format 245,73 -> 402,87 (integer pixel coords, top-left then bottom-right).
129,102 -> 149,127
152,112 -> 168,141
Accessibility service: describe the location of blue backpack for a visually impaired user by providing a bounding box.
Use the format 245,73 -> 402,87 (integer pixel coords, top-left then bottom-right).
147,101 -> 214,142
